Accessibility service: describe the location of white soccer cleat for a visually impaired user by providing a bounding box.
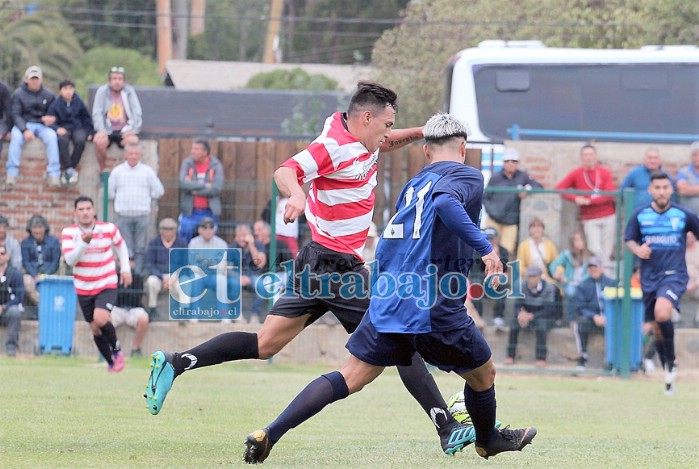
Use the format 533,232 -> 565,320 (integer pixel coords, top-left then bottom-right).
663,364 -> 677,397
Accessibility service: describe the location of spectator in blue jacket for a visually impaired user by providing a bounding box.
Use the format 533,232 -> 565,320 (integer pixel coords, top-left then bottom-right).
574,257 -> 616,370
47,80 -> 94,186
21,214 -> 61,304
620,148 -> 675,210
144,217 -> 187,318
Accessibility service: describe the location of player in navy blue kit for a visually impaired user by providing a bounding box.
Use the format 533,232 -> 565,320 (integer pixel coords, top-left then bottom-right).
624,172 -> 699,396
243,114 -> 537,464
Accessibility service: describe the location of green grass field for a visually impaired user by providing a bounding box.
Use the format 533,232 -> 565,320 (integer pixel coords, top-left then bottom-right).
1,356 -> 697,468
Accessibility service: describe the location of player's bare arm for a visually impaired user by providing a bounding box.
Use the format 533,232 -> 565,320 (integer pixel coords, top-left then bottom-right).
625,240 -> 652,259
381,127 -> 423,152
274,166 -> 307,223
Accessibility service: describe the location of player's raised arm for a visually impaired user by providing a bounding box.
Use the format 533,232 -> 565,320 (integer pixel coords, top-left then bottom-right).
381,127 -> 423,152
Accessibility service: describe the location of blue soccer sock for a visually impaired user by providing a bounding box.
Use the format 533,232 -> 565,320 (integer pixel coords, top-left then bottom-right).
175,331 -> 259,376
267,371 -> 349,445
464,384 -> 497,446
656,320 -> 675,370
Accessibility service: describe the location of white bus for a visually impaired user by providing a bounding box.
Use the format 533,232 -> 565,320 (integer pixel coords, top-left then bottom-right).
444,40 -> 699,173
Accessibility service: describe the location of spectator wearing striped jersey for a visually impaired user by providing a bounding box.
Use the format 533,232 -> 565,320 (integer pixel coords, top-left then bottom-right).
61,196 -> 132,373
145,82 -> 476,457
178,139 -> 224,243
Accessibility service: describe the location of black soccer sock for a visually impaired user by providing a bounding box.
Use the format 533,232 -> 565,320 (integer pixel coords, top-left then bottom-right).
93,335 -> 113,365
397,353 -> 458,434
657,320 -> 675,369
99,322 -> 120,352
267,371 -> 349,445
173,332 -> 260,377
654,334 -> 666,368
464,384 -> 497,446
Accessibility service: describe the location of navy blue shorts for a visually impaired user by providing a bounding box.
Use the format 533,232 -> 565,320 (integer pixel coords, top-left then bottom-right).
346,312 -> 492,374
78,288 -> 117,323
268,242 -> 370,333
642,277 -> 686,322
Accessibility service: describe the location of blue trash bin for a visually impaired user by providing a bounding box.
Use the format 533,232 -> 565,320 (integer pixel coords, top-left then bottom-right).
603,287 -> 644,372
37,275 -> 77,355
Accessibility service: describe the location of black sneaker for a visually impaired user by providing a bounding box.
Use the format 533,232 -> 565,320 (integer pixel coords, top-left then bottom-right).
243,428 -> 273,464
475,426 -> 537,459
576,356 -> 587,371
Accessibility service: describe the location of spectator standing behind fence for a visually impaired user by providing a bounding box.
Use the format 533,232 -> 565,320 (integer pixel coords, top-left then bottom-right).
675,141 -> 699,215
230,223 -> 267,323
113,258 -> 149,357
573,257 -> 616,370
555,144 -> 616,265
516,217 -> 557,282
504,265 -> 558,368
0,247 -> 24,357
144,217 -> 187,319
483,148 -> 542,255
92,66 -> 142,172
620,147 -> 673,211
0,79 -> 11,156
6,66 -> 60,189
21,215 -> 60,305
549,231 -> 592,324
46,79 -> 94,186
0,215 -> 22,270
470,227 -> 509,331
178,139 -> 224,243
108,143 -> 164,275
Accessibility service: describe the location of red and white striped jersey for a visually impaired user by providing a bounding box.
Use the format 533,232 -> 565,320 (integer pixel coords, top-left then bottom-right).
61,221 -> 125,296
281,112 -> 378,259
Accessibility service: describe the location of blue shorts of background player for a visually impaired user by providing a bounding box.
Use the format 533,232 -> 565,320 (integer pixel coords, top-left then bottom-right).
642,276 -> 686,323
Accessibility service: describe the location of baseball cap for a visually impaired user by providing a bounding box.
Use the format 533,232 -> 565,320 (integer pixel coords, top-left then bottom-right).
198,217 -> 215,228
503,148 -> 520,161
25,66 -> 42,79
587,256 -> 602,267
158,217 -> 178,230
525,265 -> 543,277
483,227 -> 499,239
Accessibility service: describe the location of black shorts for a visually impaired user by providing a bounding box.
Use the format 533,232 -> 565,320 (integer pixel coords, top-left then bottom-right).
642,277 -> 686,322
78,288 -> 117,323
107,132 -> 124,148
346,312 -> 492,374
268,242 -> 370,333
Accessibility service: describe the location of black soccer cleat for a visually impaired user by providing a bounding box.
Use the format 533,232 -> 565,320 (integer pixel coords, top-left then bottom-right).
475,425 -> 537,459
243,428 -> 273,464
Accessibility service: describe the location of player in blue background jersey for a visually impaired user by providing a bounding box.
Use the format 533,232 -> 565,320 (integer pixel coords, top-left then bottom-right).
624,172 -> 699,396
243,114 -> 536,464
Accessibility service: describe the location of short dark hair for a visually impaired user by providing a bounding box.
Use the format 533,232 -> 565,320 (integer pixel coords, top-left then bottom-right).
58,79 -> 75,90
74,195 -> 94,208
193,138 -> 211,154
650,171 -> 671,183
581,144 -> 597,154
347,81 -> 397,116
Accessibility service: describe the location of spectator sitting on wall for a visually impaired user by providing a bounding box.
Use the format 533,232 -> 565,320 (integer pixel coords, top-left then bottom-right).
144,217 -> 187,319
0,246 -> 24,357
0,215 -> 22,270
114,258 -> 149,357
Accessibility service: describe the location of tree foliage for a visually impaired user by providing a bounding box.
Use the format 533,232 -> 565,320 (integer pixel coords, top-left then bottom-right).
246,68 -> 338,91
71,46 -> 160,98
372,0 -> 699,127
0,10 -> 83,90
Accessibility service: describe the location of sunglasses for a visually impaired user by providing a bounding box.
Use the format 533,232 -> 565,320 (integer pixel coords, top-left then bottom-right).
110,66 -> 125,74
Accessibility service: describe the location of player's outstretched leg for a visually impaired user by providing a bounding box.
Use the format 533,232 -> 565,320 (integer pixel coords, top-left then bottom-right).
243,428 -> 273,464
144,351 -> 175,415
475,426 -> 537,459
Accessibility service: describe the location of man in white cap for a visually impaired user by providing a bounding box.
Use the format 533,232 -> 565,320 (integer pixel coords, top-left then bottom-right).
6,65 -> 60,188
483,148 -> 542,255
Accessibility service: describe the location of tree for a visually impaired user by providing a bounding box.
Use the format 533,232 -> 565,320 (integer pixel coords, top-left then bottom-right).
71,46 -> 160,99
0,10 -> 83,90
371,0 -> 699,127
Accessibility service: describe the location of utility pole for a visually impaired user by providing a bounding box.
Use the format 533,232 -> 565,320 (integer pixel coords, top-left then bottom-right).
156,0 -> 172,75
173,0 -> 189,60
190,0 -> 205,37
263,0 -> 283,63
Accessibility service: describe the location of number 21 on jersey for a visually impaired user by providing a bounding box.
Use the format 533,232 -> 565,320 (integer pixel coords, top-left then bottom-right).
383,179 -> 433,240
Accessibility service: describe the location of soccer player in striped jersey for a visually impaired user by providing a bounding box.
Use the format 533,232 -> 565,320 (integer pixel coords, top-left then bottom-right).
146,83 -> 476,455
62,196 -> 132,372
243,113 -> 536,464
624,172 -> 699,396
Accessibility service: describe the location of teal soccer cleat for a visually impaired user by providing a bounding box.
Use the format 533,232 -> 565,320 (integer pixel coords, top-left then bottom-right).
144,351 -> 175,415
